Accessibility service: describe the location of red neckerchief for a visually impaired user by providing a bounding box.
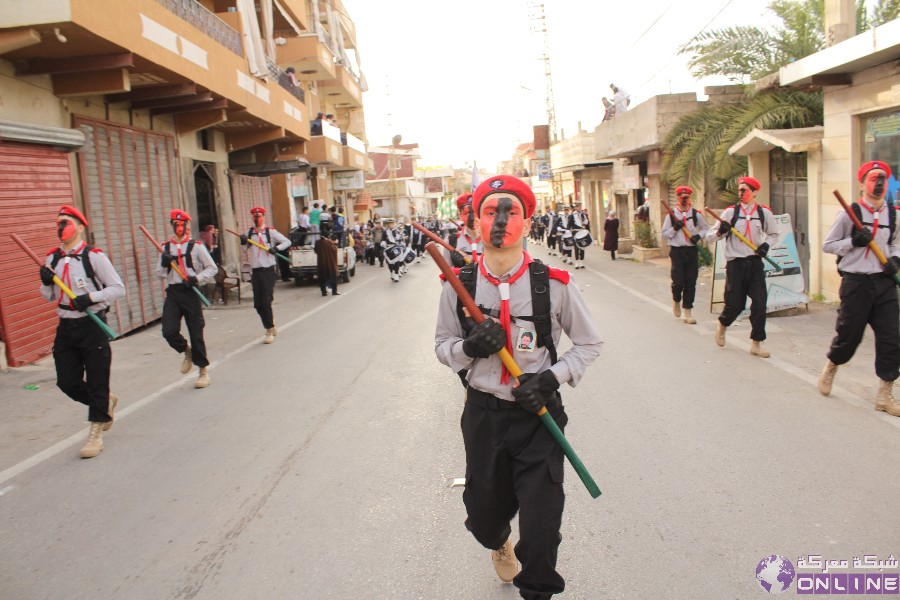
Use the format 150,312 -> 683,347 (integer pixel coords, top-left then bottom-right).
675,203 -> 692,242
858,199 -> 883,259
739,202 -> 757,243
169,233 -> 191,274
253,226 -> 269,257
58,241 -> 87,309
464,233 -> 480,262
478,252 -> 533,384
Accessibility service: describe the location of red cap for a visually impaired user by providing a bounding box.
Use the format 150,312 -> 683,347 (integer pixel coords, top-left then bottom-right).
473,176 -> 536,219
675,186 -> 693,196
738,176 -> 761,191
858,160 -> 892,182
250,206 -> 266,215
57,205 -> 88,226
169,209 -> 192,222
455,194 -> 473,211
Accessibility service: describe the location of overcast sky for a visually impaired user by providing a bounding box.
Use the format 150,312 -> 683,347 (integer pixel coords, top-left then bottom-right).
342,0 -> 781,171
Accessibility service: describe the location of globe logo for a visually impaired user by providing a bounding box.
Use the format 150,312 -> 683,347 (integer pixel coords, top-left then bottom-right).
755,555 -> 796,594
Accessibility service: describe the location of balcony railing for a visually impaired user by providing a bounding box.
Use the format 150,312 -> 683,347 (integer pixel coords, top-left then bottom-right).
155,0 -> 243,57
266,56 -> 305,104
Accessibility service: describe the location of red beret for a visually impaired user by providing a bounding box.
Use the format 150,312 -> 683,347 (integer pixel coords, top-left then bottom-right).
738,176 -> 761,191
858,160 -> 892,182
455,194 -> 473,211
675,186 -> 693,196
169,209 -> 192,222
473,176 -> 536,219
57,205 -> 88,227
250,206 -> 266,215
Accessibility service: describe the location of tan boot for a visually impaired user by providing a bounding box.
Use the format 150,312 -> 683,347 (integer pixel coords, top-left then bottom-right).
80,422 -> 104,459
818,361 -> 838,396
271,325 -> 277,336
750,340 -> 771,358
491,538 -> 519,583
264,328 -> 275,344
180,345 -> 193,374
682,309 -> 696,325
715,321 -> 726,347
672,300 -> 681,318
102,393 -> 118,431
195,367 -> 210,389
875,379 -> 900,416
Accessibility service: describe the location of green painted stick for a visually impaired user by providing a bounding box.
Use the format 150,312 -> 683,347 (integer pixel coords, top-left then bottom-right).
426,242 -> 602,499
138,225 -> 211,306
11,234 -> 118,340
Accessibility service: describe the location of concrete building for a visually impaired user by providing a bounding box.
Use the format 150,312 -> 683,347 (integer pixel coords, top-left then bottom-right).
365,144 -> 428,220
549,125 -> 611,242
0,0 -> 370,366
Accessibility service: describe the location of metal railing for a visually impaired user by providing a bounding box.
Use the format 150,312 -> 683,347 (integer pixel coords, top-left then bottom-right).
155,0 -> 243,57
266,56 -> 305,104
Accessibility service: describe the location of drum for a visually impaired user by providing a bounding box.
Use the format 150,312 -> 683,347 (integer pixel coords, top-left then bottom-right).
384,244 -> 404,263
560,231 -> 574,249
574,229 -> 593,248
403,246 -> 416,264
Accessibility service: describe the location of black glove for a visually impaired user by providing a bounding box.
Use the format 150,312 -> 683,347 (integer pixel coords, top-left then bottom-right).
718,221 -> 731,236
690,234 -> 701,245
671,219 -> 683,231
512,370 -> 561,414
160,252 -> 175,268
851,227 -> 873,248
186,275 -> 199,287
239,234 -> 248,246
268,246 -> 278,255
884,256 -> 900,276
755,242 -> 770,257
462,319 -> 506,359
450,250 -> 466,268
40,266 -> 55,286
71,293 -> 95,312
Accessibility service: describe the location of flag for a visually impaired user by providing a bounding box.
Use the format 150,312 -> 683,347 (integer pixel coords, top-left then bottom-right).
471,161 -> 480,191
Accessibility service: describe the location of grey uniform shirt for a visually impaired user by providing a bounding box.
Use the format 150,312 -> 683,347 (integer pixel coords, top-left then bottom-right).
822,202 -> 900,274
40,243 -> 126,319
247,227 -> 291,269
435,256 -> 603,401
443,232 -> 482,264
155,239 -> 217,286
662,208 -> 710,247
704,203 -> 778,260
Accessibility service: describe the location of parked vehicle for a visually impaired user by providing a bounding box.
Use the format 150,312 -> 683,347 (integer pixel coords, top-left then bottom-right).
289,229 -> 356,285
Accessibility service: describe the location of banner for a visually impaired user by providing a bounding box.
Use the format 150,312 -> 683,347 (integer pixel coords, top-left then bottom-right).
290,172 -> 309,197
332,170 -> 365,190
537,161 -> 552,181
710,213 -> 808,313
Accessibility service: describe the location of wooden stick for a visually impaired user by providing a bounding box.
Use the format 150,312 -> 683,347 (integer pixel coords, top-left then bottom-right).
224,228 -> 291,264
832,189 -> 900,287
411,221 -> 471,262
138,225 -> 211,306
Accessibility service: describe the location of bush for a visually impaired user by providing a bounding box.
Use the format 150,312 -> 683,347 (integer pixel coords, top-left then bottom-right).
634,220 -> 658,248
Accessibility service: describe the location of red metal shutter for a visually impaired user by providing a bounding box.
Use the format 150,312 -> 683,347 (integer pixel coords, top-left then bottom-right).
0,141 -> 75,366
230,173 -> 273,230
75,117 -> 181,335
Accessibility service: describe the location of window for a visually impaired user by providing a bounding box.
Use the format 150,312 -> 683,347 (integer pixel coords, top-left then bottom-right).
861,109 -> 900,200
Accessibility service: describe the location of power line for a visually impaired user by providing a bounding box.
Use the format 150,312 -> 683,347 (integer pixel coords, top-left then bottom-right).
626,1 -> 677,51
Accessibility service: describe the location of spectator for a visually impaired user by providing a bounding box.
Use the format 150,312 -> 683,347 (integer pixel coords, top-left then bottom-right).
310,201 -> 322,244
199,224 -> 219,265
351,225 -> 365,261
314,234 -> 340,296
285,66 -> 300,88
610,83 -> 631,114
297,205 -> 311,245
311,112 -> 324,136
325,114 -> 335,126
635,201 -> 650,222
604,210 -> 620,260
602,97 -> 616,122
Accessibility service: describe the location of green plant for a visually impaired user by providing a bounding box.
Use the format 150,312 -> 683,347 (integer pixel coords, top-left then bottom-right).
810,292 -> 826,302
697,243 -> 713,268
634,221 -> 658,248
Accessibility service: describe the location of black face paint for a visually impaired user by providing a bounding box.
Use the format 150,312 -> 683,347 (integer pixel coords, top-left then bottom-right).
874,174 -> 886,197
489,198 -> 514,248
57,219 -> 74,240
465,204 -> 476,229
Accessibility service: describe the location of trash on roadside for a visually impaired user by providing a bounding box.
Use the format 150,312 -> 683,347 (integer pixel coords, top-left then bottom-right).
23,384 -> 39,390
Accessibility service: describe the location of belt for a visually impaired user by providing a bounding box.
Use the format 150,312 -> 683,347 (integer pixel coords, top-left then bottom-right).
839,271 -> 889,280
466,387 -> 519,409
729,255 -> 762,262
252,266 -> 275,272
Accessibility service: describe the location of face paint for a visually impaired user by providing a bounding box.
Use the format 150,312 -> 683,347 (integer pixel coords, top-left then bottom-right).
738,187 -> 753,203
173,220 -> 186,237
867,172 -> 887,198
253,214 -> 264,227
479,195 -> 525,248
57,218 -> 77,242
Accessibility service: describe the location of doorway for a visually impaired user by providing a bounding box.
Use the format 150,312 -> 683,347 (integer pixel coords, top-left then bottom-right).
769,148 -> 810,290
194,163 -> 218,232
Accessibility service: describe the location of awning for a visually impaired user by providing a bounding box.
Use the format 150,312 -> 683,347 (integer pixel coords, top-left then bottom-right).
729,127 -> 824,156
231,158 -> 310,176
0,119 -> 86,151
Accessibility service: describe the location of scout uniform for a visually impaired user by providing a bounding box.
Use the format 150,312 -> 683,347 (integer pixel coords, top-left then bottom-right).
381,219 -> 404,282
40,205 -> 126,458
156,209 -> 217,387
556,207 -> 575,265
661,186 -> 710,324
564,205 -> 588,269
705,176 -> 778,357
241,206 -> 291,344
446,193 -> 483,268
819,160 -> 900,415
435,176 -> 602,600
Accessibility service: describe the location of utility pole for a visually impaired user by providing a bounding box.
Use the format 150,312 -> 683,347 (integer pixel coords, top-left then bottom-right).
530,3 -> 563,209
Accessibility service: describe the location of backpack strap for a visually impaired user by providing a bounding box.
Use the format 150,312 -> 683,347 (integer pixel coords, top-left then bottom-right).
164,240 -> 195,271
455,263 -> 479,334
81,245 -> 103,290
527,260 -> 557,365
691,208 -> 698,227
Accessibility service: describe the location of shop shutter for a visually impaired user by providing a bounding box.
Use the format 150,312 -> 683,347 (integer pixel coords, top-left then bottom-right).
230,173 -> 273,230
0,141 -> 75,366
75,117 -> 181,335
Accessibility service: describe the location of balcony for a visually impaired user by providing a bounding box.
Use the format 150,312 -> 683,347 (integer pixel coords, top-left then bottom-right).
275,33 -> 336,82
265,56 -> 305,104
335,132 -> 367,171
319,65 -> 362,109
306,122 -> 344,166
155,0 -> 242,56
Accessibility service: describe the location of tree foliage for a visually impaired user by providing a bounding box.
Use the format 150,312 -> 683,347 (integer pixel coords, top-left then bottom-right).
858,0 -> 900,32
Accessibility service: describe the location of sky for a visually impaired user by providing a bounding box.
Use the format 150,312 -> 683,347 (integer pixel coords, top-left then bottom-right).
341,0 -> 781,171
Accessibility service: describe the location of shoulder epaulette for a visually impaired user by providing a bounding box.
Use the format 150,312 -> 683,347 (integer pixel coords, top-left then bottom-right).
438,267 -> 462,282
547,266 -> 570,284
89,247 -> 103,253
46,247 -> 60,256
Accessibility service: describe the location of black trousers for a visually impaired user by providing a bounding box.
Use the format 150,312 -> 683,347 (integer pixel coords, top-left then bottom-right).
462,387 -> 567,600
574,246 -> 585,260
719,256 -> 767,341
670,246 -> 699,308
388,261 -> 401,275
251,267 -> 277,328
828,273 -> 900,381
53,314 -> 113,423
277,253 -> 292,281
162,285 -> 209,367
318,268 -> 338,294
548,236 -> 557,251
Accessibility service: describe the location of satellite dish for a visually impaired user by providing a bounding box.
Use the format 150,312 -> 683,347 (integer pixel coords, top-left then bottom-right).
391,134 -> 402,146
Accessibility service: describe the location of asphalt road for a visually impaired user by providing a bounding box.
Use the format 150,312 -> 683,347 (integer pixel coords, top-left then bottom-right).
2,246 -> 900,599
